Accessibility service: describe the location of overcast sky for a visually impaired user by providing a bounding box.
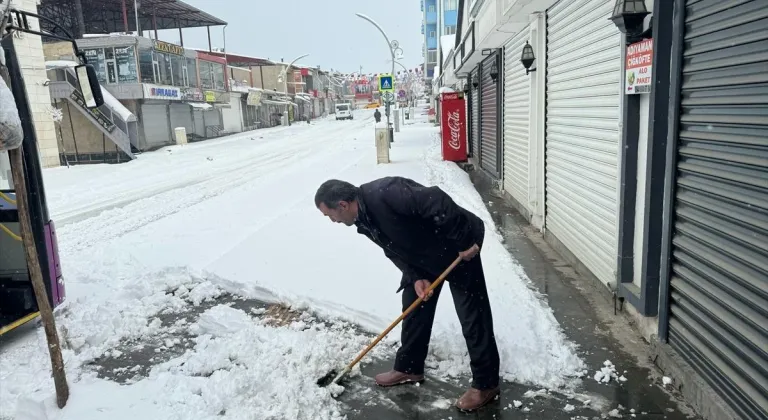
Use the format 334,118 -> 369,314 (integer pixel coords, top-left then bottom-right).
155,0 -> 424,74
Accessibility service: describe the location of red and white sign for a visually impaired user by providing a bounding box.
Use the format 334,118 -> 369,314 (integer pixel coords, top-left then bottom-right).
439,92 -> 467,162
626,38 -> 653,94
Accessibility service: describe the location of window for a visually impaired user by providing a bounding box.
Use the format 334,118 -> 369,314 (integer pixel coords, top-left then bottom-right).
212,63 -> 225,90
200,62 -> 213,89
83,48 -> 106,83
114,46 -> 137,83
156,52 -> 172,85
139,48 -> 154,83
429,31 -> 436,38
445,0 -> 458,10
104,47 -> 117,84
428,4 -> 435,12
445,25 -> 457,35
171,55 -> 185,87
186,58 -> 198,87
427,50 -> 437,63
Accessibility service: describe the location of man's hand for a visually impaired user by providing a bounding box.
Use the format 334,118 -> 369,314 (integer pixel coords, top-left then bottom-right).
459,243 -> 480,261
414,279 -> 433,301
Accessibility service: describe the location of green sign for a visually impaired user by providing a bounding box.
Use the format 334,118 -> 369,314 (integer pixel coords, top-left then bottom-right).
379,73 -> 394,92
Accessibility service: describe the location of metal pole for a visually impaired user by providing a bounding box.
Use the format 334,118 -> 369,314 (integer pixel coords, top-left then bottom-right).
121,0 -> 129,33
134,0 -> 140,35
355,13 -> 395,141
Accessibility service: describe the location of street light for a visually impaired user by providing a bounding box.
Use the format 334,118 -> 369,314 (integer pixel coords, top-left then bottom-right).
356,13 -> 397,140
278,53 -> 309,126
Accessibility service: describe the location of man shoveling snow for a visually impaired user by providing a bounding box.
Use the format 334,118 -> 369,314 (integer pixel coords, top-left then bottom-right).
315,176 -> 501,412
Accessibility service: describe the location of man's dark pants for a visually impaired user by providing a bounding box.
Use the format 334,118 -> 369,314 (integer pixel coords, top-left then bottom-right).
393,255 -> 501,390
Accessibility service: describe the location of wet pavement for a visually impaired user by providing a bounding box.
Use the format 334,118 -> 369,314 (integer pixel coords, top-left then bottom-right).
71,170 -> 701,420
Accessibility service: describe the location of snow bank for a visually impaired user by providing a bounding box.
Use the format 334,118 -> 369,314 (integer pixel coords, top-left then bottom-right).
0,76 -> 23,151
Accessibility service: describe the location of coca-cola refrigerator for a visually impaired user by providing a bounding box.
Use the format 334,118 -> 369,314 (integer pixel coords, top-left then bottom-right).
439,92 -> 467,162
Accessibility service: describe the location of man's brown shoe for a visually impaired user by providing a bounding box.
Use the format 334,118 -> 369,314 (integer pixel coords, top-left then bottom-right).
374,370 -> 425,387
455,386 -> 500,412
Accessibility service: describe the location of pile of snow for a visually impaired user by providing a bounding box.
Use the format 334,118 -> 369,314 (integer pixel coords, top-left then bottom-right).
593,360 -> 626,384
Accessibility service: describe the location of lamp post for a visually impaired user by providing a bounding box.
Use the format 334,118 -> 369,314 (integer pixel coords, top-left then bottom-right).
355,13 -> 397,140
279,53 -> 309,126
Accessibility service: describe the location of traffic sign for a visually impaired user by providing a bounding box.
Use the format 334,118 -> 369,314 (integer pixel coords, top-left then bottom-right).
379,73 -> 394,92
383,92 -> 395,103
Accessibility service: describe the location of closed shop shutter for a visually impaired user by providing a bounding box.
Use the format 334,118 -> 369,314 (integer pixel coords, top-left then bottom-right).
471,70 -> 481,159
480,54 -> 500,178
503,27 -> 532,207
665,2 -> 768,419
545,0 -> 621,285
169,103 -> 193,134
141,103 -> 171,149
222,96 -> 243,133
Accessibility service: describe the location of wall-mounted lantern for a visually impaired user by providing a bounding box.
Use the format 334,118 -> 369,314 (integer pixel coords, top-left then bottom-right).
609,0 -> 651,44
520,41 -> 536,75
472,74 -> 479,88
489,60 -> 499,83
463,82 -> 470,94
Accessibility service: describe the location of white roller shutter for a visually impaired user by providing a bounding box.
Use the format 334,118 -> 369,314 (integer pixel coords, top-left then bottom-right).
503,27 -> 531,208
545,0 -> 621,285
141,103 -> 171,149
169,104 -> 193,134
480,53 -> 501,178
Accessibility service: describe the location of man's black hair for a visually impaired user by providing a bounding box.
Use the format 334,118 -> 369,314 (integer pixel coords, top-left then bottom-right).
315,179 -> 360,209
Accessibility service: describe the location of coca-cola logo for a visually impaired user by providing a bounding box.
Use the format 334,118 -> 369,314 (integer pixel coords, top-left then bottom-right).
447,111 -> 461,150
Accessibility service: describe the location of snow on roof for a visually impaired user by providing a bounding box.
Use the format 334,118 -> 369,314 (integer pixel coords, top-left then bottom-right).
45,60 -> 78,69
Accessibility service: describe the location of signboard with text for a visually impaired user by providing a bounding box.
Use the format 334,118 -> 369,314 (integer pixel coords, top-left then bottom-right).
143,84 -> 181,100
626,38 -> 653,94
153,40 -> 185,56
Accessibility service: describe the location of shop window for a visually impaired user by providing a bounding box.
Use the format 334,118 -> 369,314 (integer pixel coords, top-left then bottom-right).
138,48 -> 154,83
114,46 -> 137,83
171,54 -> 185,87
104,47 -> 117,84
157,52 -> 172,86
186,57 -> 199,87
200,61 -> 214,90
212,63 -> 225,91
83,48 -> 106,83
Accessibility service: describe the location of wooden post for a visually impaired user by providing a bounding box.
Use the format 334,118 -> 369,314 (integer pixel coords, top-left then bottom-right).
1,61 -> 69,409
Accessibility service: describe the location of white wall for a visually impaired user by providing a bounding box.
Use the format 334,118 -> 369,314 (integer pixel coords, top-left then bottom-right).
10,0 -> 59,168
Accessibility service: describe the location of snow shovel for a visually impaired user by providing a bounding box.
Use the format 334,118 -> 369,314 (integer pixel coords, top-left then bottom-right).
317,255 -> 463,388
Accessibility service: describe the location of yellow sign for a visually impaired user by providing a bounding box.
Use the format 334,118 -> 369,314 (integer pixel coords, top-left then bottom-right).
246,90 -> 262,106
204,91 -> 216,102
153,40 -> 184,56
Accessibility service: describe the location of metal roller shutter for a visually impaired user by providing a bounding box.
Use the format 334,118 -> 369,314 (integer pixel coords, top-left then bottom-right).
480,54 -> 500,177
503,28 -> 531,207
471,70 -> 481,159
169,104 -> 193,134
545,0 -> 621,285
666,2 -> 768,419
141,103 -> 171,149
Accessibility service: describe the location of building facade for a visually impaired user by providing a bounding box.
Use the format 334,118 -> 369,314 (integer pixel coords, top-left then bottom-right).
422,0 -> 459,82
439,1 -> 768,419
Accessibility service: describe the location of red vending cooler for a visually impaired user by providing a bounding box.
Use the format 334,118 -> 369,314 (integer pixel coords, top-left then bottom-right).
439,92 -> 467,162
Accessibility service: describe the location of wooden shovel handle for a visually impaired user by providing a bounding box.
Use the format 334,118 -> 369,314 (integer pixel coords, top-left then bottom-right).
342,256 -> 464,372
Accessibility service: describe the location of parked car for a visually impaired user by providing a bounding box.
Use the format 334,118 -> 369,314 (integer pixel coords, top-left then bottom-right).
335,103 -> 353,120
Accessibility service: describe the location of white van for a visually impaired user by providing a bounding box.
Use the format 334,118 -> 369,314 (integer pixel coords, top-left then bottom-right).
335,103 -> 353,120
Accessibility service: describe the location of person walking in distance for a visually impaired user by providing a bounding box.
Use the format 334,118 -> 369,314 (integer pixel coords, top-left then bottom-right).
314,177 -> 501,412
373,107 -> 382,123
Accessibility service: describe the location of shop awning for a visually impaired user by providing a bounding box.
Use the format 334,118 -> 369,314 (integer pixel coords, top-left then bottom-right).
294,95 -> 311,103
187,102 -> 213,110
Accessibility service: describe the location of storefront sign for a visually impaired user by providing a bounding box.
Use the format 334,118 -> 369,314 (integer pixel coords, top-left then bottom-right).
204,91 -> 217,102
143,84 -> 181,100
626,38 -> 653,94
247,90 -> 262,106
182,88 -> 203,102
153,40 -> 185,56
69,89 -> 116,132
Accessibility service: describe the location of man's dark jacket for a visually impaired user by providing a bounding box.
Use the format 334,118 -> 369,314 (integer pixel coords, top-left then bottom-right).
374,110 -> 382,122
355,176 -> 485,292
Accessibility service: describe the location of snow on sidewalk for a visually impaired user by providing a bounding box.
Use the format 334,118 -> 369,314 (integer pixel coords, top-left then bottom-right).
1,110 -> 583,419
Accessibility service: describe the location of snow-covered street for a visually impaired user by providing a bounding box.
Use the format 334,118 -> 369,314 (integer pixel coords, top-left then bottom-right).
1,110 -> 584,419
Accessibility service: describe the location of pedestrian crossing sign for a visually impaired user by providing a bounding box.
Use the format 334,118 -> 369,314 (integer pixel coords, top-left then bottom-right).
379,74 -> 394,92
